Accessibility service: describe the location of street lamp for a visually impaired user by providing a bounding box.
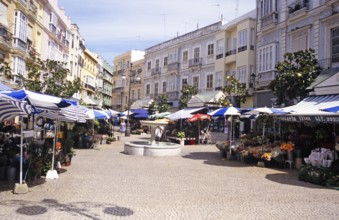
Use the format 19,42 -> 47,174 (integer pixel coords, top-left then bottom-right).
122,63 -> 141,136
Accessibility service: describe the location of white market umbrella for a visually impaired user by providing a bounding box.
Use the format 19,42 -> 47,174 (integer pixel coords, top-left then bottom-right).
86,109 -> 110,119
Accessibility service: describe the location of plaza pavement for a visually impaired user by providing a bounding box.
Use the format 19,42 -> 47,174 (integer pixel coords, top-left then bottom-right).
0,133 -> 339,220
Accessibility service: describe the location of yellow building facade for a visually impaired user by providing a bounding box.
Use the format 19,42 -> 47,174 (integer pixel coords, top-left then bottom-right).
215,10 -> 256,108
81,49 -> 98,104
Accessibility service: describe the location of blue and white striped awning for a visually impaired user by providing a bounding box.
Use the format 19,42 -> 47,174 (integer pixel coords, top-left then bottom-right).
282,95 -> 339,115
0,97 -> 31,122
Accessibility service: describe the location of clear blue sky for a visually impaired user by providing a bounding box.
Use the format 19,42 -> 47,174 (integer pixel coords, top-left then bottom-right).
58,0 -> 256,64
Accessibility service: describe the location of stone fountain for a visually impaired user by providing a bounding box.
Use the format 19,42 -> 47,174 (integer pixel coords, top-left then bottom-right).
124,120 -> 181,156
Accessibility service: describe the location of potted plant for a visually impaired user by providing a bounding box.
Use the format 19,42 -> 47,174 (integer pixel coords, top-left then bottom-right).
106,136 -> 115,144
177,131 -> 185,146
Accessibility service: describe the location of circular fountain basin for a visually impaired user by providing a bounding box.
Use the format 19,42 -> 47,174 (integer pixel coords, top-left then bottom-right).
124,141 -> 181,156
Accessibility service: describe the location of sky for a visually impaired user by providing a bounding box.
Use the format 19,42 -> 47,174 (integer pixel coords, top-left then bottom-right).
58,0 -> 256,64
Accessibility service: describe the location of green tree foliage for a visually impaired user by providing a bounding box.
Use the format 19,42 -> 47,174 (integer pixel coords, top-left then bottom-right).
269,49 -> 322,105
0,61 -> 13,80
178,84 -> 198,109
219,75 -> 248,106
148,94 -> 171,115
19,58 -> 81,98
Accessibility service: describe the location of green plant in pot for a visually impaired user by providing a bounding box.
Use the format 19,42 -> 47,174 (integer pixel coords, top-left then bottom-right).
177,131 -> 185,139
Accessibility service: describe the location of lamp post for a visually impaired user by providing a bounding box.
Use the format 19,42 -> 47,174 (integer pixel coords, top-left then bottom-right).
122,63 -> 140,136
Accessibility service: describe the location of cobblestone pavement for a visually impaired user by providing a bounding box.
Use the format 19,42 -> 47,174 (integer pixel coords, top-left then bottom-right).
1,133 -> 339,220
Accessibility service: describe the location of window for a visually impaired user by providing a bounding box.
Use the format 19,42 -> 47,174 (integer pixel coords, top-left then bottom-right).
162,81 -> 167,93
138,89 -> 141,99
155,59 -> 160,68
236,66 -> 247,84
194,47 -> 200,62
258,43 -> 278,73
193,76 -> 199,89
215,72 -> 223,88
250,28 -> 255,49
238,29 -> 248,47
163,57 -> 168,66
146,84 -> 150,95
206,74 -> 213,89
0,2 -> 8,27
183,51 -> 188,63
147,61 -> 151,70
217,39 -> 224,54
232,37 -> 237,50
207,44 -> 214,56
14,11 -> 28,50
154,83 -> 159,96
260,0 -> 275,17
132,90 -> 135,100
291,30 -> 308,53
12,56 -> 26,77
181,78 -> 188,89
332,27 -> 339,64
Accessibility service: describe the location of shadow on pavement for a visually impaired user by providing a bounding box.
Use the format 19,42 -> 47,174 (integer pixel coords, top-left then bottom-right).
0,178 -> 46,193
0,199 -> 134,219
182,152 -> 251,167
265,172 -> 325,189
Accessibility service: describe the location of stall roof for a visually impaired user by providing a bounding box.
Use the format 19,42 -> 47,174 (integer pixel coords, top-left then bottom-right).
283,95 -> 339,115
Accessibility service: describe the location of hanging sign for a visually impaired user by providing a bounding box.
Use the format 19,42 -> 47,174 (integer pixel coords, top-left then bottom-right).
275,115 -> 339,123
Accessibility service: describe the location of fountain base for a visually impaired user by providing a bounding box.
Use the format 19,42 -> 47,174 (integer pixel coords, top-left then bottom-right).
124,141 -> 181,156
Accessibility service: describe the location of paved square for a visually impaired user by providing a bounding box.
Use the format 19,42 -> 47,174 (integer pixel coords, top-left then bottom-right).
1,134 -> 339,219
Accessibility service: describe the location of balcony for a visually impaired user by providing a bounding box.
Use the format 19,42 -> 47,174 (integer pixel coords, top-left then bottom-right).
188,58 -> 202,67
28,1 -> 38,19
216,53 -> 223,59
13,37 -> 27,52
167,62 -> 180,72
238,46 -> 247,53
288,1 -> 309,15
151,67 -> 162,75
84,83 -> 95,92
113,87 -> 124,93
225,49 -> 236,57
260,11 -> 278,30
250,45 -> 255,50
0,27 -> 13,51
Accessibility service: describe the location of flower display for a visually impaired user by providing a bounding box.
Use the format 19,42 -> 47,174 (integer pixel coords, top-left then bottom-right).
261,152 -> 272,161
280,142 -> 295,152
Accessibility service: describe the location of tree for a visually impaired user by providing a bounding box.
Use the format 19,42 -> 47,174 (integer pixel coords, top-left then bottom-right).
178,84 -> 198,109
148,94 -> 171,115
269,49 -> 322,106
219,75 -> 248,106
0,61 -> 13,80
19,58 -> 81,98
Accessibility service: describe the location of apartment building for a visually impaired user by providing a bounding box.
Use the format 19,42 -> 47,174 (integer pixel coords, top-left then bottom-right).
144,21 -> 224,109
215,10 -> 256,108
68,23 -> 85,100
255,0 -> 339,107
0,0 -> 72,88
98,57 -> 113,109
81,49 -> 98,105
112,50 -> 145,111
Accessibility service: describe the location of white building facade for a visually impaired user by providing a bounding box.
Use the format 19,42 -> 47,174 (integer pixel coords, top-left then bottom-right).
255,0 -> 339,107
144,21 -> 224,108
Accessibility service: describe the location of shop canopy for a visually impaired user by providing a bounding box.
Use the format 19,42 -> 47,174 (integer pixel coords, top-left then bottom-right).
0,94 -> 32,122
131,108 -> 149,119
0,89 -> 71,110
86,109 -> 110,119
167,107 -> 206,120
275,95 -> 339,123
208,106 -> 240,117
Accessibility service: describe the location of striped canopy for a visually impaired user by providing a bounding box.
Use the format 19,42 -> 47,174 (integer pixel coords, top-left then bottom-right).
0,97 -> 32,122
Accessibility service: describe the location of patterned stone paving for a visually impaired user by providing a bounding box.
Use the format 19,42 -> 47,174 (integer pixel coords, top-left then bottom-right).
0,134 -> 338,219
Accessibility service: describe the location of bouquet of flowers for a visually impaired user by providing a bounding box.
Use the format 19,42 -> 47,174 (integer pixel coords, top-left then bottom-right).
280,142 -> 295,152
261,152 -> 272,161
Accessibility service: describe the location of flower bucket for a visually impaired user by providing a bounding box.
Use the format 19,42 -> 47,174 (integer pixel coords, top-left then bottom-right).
287,151 -> 294,161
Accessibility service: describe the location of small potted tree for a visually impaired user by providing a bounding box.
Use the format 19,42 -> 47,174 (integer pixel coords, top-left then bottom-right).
177,131 -> 185,146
